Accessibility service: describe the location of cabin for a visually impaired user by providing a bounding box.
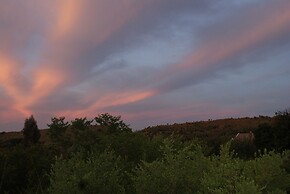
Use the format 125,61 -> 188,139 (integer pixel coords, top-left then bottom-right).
232,131 -> 255,142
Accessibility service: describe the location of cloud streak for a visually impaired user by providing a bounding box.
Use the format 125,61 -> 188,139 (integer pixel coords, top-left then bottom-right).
0,0 -> 290,131
153,0 -> 290,93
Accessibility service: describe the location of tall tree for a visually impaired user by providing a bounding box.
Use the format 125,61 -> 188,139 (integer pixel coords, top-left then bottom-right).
47,117 -> 69,144
22,115 -> 40,144
95,113 -> 131,133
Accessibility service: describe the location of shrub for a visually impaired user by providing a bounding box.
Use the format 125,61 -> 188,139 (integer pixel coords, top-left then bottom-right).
132,139 -> 209,194
49,150 -> 125,194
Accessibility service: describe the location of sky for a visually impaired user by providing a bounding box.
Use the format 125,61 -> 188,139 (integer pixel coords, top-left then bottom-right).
0,0 -> 290,131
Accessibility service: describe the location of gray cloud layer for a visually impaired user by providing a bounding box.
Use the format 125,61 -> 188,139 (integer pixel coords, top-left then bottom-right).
0,0 -> 290,131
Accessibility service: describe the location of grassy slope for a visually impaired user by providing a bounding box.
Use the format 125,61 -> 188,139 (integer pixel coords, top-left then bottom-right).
140,116 -> 272,145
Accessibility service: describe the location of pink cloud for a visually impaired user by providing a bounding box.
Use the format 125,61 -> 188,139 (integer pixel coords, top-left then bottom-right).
0,54 -> 65,116
1,1 -> 157,117
1,1 -> 290,131
50,0 -> 84,40
0,55 -> 27,114
55,89 -> 156,120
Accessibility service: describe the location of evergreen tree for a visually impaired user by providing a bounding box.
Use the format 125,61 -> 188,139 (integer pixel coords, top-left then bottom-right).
22,115 -> 40,144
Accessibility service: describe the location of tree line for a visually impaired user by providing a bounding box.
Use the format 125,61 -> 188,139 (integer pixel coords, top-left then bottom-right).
0,110 -> 289,193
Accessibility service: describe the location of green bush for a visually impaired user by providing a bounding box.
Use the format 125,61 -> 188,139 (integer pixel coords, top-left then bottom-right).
49,150 -> 125,194
243,150 -> 290,192
201,142 -> 290,194
132,139 -> 209,194
201,143 -> 262,194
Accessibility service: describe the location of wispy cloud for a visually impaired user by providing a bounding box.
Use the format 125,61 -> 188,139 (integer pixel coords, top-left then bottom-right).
0,0 -> 290,130
152,1 -> 290,93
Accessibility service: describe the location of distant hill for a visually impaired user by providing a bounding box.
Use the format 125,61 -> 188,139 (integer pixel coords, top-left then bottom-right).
140,116 -> 273,151
0,128 -> 50,147
1,116 -> 272,148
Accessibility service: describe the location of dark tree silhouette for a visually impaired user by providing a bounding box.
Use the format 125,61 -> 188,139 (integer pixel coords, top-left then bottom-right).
71,117 -> 92,131
254,123 -> 275,151
47,117 -> 69,143
22,115 -> 40,144
95,113 -> 131,133
254,109 -> 290,151
274,109 -> 290,150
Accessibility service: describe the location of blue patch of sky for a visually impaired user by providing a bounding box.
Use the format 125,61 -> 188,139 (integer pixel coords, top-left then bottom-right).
114,21 -> 197,69
165,45 -> 290,110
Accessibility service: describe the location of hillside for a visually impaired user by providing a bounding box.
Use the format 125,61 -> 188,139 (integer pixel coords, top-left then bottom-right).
142,116 -> 272,136
140,116 -> 273,151
0,129 -> 50,147
0,116 -> 272,148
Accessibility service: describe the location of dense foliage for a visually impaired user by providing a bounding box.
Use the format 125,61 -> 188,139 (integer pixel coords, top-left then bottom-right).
49,151 -> 125,194
49,139 -> 290,194
255,110 -> 290,152
0,111 -> 289,193
0,145 -> 54,193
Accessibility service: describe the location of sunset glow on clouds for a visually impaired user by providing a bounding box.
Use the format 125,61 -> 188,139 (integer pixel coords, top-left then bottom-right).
1,0 -> 290,131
